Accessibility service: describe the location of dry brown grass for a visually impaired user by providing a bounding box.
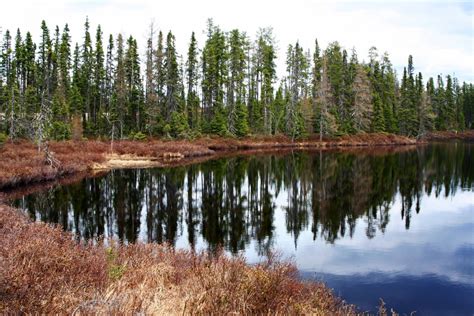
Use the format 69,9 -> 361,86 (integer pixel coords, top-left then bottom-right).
423,130 -> 474,141
0,140 -> 211,190
93,245 -> 355,315
0,140 -> 107,190
0,205 -> 107,313
0,204 -> 365,315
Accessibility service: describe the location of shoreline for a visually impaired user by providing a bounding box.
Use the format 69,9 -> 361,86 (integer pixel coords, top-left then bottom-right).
0,131 -> 472,195
1,145 -> 419,202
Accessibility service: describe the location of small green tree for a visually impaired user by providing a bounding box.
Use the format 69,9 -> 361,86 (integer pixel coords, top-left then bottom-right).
371,94 -> 386,132
170,111 -> 189,138
209,106 -> 228,136
48,121 -> 71,141
235,102 -> 249,137
0,133 -> 8,149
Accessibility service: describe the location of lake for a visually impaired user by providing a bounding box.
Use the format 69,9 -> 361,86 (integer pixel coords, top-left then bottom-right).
13,143 -> 474,315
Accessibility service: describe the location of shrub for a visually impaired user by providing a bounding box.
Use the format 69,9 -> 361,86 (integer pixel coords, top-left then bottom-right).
170,112 -> 189,138
106,248 -> 126,281
128,131 -> 147,141
48,121 -> 71,141
0,132 -> 8,148
71,115 -> 83,141
210,108 -> 228,136
163,124 -> 172,138
235,102 -> 250,137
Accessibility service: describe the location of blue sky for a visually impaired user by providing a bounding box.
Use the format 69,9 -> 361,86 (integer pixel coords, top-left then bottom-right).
1,0 -> 473,83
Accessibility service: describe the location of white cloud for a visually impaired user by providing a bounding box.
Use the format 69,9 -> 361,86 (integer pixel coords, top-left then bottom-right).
1,0 -> 473,82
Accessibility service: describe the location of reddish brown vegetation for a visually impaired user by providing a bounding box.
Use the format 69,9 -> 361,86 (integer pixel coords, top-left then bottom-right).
422,130 -> 474,141
0,140 -> 106,190
195,132 -> 415,151
0,205 -> 360,314
0,140 -> 208,190
0,133 -> 419,191
0,205 -> 107,312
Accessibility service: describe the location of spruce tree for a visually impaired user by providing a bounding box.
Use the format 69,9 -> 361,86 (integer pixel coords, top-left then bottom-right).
51,26 -> 60,93
325,42 -> 345,133
38,21 -> 52,99
104,34 -> 114,122
201,20 -> 227,134
273,85 -> 286,134
399,56 -> 418,136
227,29 -> 247,135
79,17 -> 93,133
453,77 -> 465,130
58,24 -> 71,97
312,39 -> 322,134
371,93 -> 385,132
234,101 -> 250,137
461,83 -> 473,129
340,48 -> 357,133
285,42 -> 309,139
186,32 -> 200,131
92,25 -> 105,134
445,75 -> 456,130
164,31 -> 181,123
154,31 -> 165,124
368,47 -> 387,133
111,34 -> 126,138
258,28 -> 276,134
21,31 -> 38,118
380,52 -> 397,133
124,36 -> 144,133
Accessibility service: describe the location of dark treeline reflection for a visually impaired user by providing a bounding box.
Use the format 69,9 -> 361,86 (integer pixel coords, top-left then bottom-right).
14,143 -> 473,254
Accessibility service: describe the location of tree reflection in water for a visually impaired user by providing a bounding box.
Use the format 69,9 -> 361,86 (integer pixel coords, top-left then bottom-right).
15,143 -> 473,255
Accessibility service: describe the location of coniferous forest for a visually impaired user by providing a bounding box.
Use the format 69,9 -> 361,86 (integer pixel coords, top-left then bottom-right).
0,18 -> 473,142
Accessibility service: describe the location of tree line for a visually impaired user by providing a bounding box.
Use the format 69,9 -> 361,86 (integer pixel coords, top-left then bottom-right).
1,18 -> 473,142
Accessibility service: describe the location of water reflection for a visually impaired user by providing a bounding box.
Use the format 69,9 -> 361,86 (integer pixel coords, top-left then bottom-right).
14,143 -> 473,253
13,143 -> 474,314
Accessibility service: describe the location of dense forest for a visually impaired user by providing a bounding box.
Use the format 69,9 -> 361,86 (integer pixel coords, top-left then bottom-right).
0,18 -> 473,142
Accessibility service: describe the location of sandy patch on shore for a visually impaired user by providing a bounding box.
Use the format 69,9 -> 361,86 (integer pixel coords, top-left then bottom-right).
92,154 -> 161,169
92,153 -> 186,170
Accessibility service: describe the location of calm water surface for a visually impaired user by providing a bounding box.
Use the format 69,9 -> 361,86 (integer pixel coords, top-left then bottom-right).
13,143 -> 474,315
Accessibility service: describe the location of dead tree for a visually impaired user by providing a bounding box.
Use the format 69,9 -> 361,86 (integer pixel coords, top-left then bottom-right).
32,91 -> 61,169
42,141 -> 61,168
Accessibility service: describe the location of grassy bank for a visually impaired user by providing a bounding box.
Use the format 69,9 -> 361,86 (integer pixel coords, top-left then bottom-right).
0,204 -> 362,315
0,132 -> 419,190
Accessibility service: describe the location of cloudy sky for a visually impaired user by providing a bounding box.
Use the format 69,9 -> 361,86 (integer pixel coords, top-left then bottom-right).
1,0 -> 473,83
